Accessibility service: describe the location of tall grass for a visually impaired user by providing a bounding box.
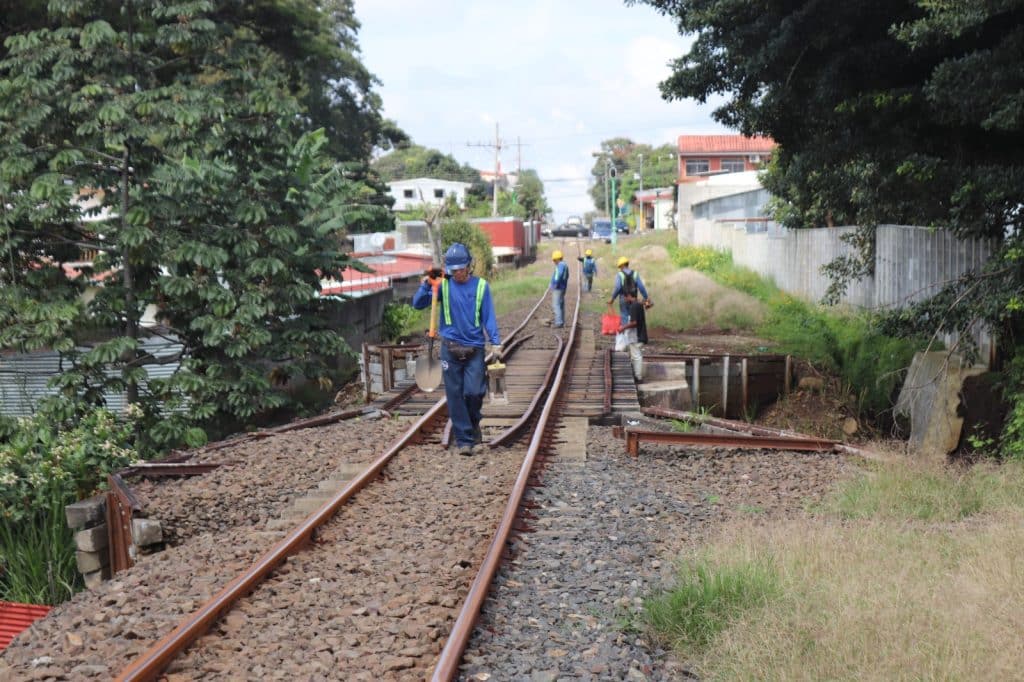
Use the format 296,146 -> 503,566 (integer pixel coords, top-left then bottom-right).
0,503 -> 78,604
824,458 -> 1024,522
647,460 -> 1024,679
667,243 -> 927,418
645,555 -> 780,653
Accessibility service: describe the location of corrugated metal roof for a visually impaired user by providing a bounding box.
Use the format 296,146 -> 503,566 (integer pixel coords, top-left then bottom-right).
0,336 -> 184,418
0,602 -> 51,651
677,134 -> 776,155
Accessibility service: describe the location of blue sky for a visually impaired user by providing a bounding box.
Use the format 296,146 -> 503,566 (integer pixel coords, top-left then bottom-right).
354,0 -> 729,223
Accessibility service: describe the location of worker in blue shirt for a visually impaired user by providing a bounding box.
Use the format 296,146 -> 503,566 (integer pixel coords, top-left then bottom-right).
549,249 -> 569,328
607,256 -> 651,325
577,248 -> 597,292
412,243 -> 501,456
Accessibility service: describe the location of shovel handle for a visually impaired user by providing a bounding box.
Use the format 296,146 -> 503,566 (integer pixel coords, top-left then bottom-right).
428,278 -> 441,339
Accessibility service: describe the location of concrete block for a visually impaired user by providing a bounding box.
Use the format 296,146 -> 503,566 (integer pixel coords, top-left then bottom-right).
83,569 -> 108,590
131,518 -> 163,546
896,351 -> 986,456
75,524 -> 108,552
637,380 -> 693,412
393,369 -> 407,382
76,550 -> 108,574
65,495 -> 107,530
643,361 -> 688,382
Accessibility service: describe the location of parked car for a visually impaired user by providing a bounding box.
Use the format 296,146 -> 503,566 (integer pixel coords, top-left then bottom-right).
549,223 -> 590,238
591,218 -> 628,243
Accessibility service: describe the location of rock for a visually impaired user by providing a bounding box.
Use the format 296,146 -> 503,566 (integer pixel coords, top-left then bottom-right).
798,376 -> 824,392
842,417 -> 859,435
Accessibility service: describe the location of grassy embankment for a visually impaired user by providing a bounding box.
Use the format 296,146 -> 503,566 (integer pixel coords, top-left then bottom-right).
645,459 -> 1024,679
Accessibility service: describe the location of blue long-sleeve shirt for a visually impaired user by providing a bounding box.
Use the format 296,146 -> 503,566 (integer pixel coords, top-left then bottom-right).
609,268 -> 649,303
411,276 -> 500,348
550,261 -> 569,290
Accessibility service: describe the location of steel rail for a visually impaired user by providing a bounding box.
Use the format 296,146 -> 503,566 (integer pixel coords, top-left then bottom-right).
641,406 -> 836,443
431,260 -> 584,680
114,280 -> 560,681
114,397 -> 449,682
488,335 -> 565,447
623,428 -> 836,457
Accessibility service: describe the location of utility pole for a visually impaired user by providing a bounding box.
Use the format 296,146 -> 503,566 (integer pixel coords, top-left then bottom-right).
468,123 -> 503,217
610,164 -> 618,252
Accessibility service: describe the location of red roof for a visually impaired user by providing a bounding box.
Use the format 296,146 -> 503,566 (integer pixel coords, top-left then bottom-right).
320,253 -> 431,296
677,134 -> 776,155
0,601 -> 51,651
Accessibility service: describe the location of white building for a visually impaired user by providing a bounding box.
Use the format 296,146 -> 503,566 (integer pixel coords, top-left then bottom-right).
387,177 -> 472,211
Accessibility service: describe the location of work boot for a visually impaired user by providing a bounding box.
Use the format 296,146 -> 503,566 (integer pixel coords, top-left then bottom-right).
458,445 -> 474,457
473,424 -> 483,444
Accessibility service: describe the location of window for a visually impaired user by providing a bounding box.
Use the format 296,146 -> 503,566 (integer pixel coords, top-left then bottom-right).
403,189 -> 414,198
685,159 -> 709,176
434,188 -> 445,199
721,158 -> 745,173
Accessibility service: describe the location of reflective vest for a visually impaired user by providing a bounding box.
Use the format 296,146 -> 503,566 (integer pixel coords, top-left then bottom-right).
441,277 -> 488,327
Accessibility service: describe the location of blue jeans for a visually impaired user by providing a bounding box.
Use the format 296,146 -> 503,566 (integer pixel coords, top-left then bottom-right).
583,274 -> 593,292
441,342 -> 486,448
552,288 -> 566,327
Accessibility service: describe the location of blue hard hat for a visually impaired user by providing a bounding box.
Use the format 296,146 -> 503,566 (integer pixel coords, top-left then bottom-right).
444,242 -> 472,274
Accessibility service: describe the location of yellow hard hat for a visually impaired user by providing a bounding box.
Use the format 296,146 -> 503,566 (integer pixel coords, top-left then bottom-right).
552,250 -> 563,261
617,256 -> 629,268
585,249 -> 593,256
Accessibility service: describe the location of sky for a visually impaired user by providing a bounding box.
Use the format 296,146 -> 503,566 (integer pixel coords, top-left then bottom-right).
353,0 -> 730,223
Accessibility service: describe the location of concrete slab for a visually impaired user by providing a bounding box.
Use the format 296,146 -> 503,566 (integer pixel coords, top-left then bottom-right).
637,380 -> 693,412
895,351 -> 986,456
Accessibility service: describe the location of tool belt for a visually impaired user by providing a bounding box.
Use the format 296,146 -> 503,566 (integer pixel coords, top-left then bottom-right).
444,339 -> 478,362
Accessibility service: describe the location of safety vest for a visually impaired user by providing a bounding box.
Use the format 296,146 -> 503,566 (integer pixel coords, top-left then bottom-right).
441,277 -> 488,327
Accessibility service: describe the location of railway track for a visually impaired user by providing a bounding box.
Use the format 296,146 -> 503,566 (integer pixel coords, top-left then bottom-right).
100,263 -> 598,680
1,252 -> 855,681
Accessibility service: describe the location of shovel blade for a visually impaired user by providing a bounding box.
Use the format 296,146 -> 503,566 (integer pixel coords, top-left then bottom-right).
414,343 -> 443,392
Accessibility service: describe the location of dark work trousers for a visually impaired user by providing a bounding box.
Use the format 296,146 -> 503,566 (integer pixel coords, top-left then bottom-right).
584,274 -> 593,292
441,342 -> 486,448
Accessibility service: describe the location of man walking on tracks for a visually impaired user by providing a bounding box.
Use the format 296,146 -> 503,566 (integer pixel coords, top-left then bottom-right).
618,288 -> 648,381
550,249 -> 569,328
607,256 -> 651,326
577,248 -> 597,292
412,243 -> 501,456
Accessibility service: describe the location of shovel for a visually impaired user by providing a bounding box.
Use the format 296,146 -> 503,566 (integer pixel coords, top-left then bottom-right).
415,276 -> 443,391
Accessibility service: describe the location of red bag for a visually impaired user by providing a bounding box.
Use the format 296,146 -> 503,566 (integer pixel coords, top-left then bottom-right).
601,311 -> 619,336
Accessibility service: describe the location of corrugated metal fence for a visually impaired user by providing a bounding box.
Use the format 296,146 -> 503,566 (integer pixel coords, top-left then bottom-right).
0,336 -> 183,418
692,217 -> 995,363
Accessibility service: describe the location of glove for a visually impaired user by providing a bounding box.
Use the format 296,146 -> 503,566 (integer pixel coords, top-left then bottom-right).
491,344 -> 504,357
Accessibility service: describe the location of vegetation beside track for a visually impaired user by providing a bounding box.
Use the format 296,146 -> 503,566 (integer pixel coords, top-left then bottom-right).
644,458 -> 1024,679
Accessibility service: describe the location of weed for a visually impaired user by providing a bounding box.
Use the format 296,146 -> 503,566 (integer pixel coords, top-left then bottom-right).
644,556 -> 780,654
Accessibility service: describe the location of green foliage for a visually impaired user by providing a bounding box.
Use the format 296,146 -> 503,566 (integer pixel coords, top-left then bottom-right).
381,302 -> 421,342
823,460 -> 1024,522
1000,353 -> 1024,460
441,217 -> 494,279
0,2 -> 395,448
670,244 -> 926,419
638,0 -> 1024,408
589,138 -> 678,212
0,408 -> 138,604
644,556 -> 780,654
372,143 -> 481,184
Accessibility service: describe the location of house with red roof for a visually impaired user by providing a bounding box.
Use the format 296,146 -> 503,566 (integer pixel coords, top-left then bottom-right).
676,134 -> 777,183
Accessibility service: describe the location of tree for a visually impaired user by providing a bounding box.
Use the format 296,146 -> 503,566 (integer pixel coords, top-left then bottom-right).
512,169 -> 550,222
589,139 -> 677,213
635,0 -> 1024,330
0,0 -> 394,448
372,143 -> 482,185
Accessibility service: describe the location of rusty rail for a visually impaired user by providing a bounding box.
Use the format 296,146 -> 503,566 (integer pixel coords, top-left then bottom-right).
432,256 -> 584,680
106,474 -> 143,574
114,398 -> 449,682
623,428 -> 836,458
489,335 -> 565,447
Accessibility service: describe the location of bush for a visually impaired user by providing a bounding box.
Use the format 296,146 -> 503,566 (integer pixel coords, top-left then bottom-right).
0,409 -> 139,604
